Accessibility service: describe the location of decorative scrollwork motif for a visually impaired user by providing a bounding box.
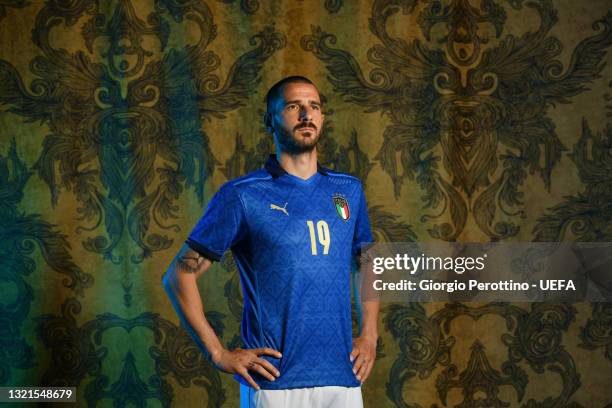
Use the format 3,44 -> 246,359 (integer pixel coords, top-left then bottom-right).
0,0 -> 285,265
385,302 -> 582,407
35,297 -> 227,407
302,0 -> 612,240
0,140 -> 92,384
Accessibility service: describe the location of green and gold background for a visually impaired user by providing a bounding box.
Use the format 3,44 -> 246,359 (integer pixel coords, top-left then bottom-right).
1,0 -> 611,406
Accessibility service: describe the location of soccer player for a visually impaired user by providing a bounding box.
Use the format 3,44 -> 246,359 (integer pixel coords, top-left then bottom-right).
163,76 -> 379,407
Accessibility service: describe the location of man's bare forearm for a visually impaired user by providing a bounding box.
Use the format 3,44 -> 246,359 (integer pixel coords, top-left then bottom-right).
360,300 -> 379,340
162,243 -> 225,362
351,258 -> 380,383
358,257 -> 379,340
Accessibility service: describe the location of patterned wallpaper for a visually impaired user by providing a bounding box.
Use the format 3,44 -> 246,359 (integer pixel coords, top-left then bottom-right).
0,0 -> 611,406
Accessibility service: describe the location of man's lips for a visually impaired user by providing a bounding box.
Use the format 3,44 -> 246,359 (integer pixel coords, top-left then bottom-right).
295,124 -> 316,132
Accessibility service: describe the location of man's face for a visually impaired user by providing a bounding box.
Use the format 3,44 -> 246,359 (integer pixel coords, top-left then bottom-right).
269,82 -> 324,154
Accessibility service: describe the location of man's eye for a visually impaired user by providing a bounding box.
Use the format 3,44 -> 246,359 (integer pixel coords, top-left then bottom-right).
312,105 -> 320,110
287,105 -> 298,111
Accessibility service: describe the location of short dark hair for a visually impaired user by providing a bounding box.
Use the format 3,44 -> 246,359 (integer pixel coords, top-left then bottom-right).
264,76 -> 319,115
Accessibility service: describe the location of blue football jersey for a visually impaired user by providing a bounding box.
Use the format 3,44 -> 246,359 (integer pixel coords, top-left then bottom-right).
186,155 -> 374,390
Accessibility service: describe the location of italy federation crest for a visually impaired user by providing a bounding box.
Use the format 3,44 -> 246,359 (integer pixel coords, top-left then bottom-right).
333,195 -> 350,221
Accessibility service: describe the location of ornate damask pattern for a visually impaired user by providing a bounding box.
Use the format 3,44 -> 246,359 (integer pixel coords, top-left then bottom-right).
0,0 -> 285,307
0,0 -> 285,266
35,297 -> 227,407
0,0 -> 28,22
533,89 -> 612,242
0,140 -> 92,385
436,340 -> 527,408
580,303 -> 612,362
216,0 -> 259,15
302,0 -> 612,240
385,302 -> 581,408
324,0 -> 344,14
85,351 -> 173,407
532,84 -> 612,366
1,1 -> 611,406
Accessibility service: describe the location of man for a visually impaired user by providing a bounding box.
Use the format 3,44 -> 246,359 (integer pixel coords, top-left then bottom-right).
163,76 -> 378,407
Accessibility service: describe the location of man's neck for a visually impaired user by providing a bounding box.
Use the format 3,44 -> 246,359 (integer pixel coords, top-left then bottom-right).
277,149 -> 318,180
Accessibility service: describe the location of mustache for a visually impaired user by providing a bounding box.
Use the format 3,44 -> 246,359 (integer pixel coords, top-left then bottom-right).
294,122 -> 317,131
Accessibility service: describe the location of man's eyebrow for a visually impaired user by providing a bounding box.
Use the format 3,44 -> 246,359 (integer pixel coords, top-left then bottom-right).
284,99 -> 322,105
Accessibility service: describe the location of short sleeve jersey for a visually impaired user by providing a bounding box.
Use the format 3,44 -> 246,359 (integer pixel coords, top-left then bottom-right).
186,155 -> 374,390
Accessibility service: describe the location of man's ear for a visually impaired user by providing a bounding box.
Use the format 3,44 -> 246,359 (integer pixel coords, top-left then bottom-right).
264,112 -> 274,134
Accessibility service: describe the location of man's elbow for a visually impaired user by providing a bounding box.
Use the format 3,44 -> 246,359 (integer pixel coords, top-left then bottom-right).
161,261 -> 178,294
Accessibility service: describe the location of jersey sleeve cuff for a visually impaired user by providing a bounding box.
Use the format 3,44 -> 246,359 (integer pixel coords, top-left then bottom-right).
185,239 -> 223,262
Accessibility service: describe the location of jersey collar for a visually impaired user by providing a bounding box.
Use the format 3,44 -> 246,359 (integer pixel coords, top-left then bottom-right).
264,154 -> 329,178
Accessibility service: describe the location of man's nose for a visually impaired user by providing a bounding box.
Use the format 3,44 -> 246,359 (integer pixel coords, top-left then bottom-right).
299,106 -> 313,121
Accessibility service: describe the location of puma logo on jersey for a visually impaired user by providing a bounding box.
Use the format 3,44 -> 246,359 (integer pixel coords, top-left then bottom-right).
270,202 -> 289,216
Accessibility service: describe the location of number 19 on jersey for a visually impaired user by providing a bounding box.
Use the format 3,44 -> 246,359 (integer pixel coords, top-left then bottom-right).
306,220 -> 330,255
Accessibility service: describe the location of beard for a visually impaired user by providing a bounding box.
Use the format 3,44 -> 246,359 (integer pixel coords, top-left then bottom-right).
276,122 -> 321,154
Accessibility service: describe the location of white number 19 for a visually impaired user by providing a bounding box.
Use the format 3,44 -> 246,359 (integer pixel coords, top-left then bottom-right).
306,220 -> 330,255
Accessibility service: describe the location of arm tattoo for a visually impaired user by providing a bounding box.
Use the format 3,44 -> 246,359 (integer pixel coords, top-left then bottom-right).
176,250 -> 206,274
